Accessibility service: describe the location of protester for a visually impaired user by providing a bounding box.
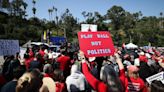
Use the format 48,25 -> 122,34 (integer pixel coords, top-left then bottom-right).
2,55 -> 15,81
40,76 -> 56,92
79,51 -> 108,92
115,53 -> 148,92
43,63 -> 53,77
1,41 -> 164,92
100,58 -> 124,92
1,65 -> 25,92
53,69 -> 66,92
139,61 -> 153,82
29,52 -> 42,71
24,49 -> 34,70
56,49 -> 71,79
150,80 -> 164,92
66,64 -> 88,92
16,69 -> 43,92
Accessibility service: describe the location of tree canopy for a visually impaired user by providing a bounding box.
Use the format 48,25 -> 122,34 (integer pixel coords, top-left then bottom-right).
0,1 -> 164,46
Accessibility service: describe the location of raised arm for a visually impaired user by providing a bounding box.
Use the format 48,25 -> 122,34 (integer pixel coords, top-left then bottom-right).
82,62 -> 108,92
79,51 -> 108,92
115,53 -> 124,70
114,53 -> 126,85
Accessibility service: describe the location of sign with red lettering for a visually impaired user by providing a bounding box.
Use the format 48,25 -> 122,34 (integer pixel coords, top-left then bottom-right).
78,31 -> 115,57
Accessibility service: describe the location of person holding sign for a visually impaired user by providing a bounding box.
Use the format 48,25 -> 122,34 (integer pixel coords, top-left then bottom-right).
79,51 -> 124,92
79,51 -> 108,92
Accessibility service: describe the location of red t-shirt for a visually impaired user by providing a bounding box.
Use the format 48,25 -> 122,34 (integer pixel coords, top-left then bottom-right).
29,49 -> 34,57
43,73 -> 54,78
39,50 -> 45,57
39,50 -> 46,63
25,57 -> 34,70
57,55 -> 71,71
119,69 -> 148,92
139,55 -> 148,63
55,82 -> 65,92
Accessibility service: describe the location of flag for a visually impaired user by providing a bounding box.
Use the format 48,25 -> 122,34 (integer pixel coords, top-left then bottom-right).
43,31 -> 47,40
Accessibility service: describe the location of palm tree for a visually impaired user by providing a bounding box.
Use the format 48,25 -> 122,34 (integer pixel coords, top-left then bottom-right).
32,0 -> 36,6
32,0 -> 36,17
32,7 -> 36,17
160,12 -> 163,28
138,11 -> 142,18
53,6 -> 58,24
82,11 -> 86,19
22,2 -> 27,18
48,9 -> 53,21
48,9 -> 51,21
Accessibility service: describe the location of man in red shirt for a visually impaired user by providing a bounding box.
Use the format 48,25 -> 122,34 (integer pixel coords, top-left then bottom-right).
39,47 -> 45,57
56,51 -> 71,78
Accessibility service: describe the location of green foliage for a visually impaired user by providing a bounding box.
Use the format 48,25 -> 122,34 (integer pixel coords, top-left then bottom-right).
106,5 -> 125,30
0,2 -> 164,46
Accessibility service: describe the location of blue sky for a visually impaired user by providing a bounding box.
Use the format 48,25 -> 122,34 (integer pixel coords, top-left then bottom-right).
25,0 -> 164,21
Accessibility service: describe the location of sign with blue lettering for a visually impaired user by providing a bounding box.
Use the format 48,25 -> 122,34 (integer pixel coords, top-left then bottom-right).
0,40 -> 20,56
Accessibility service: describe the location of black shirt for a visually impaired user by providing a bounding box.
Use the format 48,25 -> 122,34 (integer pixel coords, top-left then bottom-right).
1,80 -> 17,92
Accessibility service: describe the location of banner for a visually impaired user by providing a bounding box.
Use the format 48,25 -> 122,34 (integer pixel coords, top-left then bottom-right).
0,40 -> 20,56
78,31 -> 115,57
50,36 -> 66,45
146,71 -> 164,84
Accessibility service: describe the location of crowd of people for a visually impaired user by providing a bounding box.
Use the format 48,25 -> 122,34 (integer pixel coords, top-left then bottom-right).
0,42 -> 164,92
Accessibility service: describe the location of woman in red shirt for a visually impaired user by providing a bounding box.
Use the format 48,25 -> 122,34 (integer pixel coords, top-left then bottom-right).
115,53 -> 148,92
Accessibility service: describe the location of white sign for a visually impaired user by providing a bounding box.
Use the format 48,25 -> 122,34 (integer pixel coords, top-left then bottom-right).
0,40 -> 20,56
81,24 -> 97,32
146,71 -> 164,84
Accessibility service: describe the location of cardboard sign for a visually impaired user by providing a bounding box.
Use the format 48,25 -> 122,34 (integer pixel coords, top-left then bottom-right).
146,71 -> 164,84
81,24 -> 97,32
0,40 -> 20,56
78,31 -> 115,57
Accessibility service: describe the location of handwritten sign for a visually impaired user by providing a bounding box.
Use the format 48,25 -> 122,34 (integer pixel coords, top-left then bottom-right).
146,71 -> 164,84
0,40 -> 20,56
78,31 -> 115,57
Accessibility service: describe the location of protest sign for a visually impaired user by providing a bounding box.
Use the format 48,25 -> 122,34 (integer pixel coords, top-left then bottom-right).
78,31 -> 115,57
0,40 -> 20,56
81,24 -> 97,32
146,71 -> 164,84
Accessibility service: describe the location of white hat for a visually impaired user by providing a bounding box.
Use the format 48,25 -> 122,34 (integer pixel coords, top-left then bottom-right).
145,53 -> 151,59
88,57 -> 96,62
44,49 -> 48,54
134,58 -> 140,66
52,52 -> 60,58
139,52 -> 145,55
149,51 -> 154,55
48,53 -> 53,59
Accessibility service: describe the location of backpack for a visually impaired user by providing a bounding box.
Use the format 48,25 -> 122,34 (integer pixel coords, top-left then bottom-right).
101,63 -> 123,92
